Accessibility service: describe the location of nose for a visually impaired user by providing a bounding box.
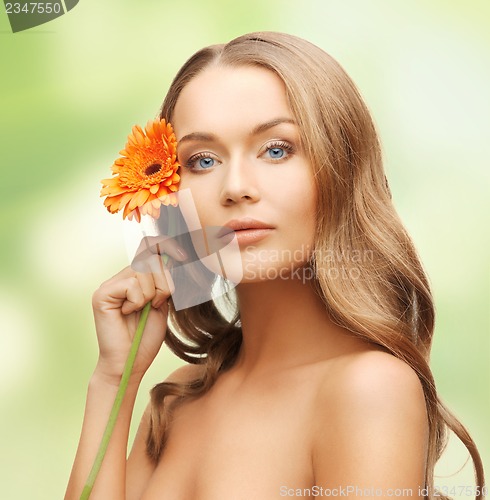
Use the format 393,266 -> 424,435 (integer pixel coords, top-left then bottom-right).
219,157 -> 260,206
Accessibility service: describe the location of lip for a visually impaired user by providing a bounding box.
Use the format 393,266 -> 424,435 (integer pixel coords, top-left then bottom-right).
218,218 -> 275,244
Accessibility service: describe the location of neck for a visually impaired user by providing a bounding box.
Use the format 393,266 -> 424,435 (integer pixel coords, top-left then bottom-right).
232,275 -> 357,376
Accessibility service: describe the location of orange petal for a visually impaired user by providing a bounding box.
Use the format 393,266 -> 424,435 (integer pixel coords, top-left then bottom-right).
101,185 -> 129,196
151,205 -> 162,220
118,192 -> 135,210
127,134 -> 138,147
132,125 -> 146,146
153,120 -> 162,139
133,207 -> 142,223
102,118 -> 180,222
139,203 -> 149,216
169,193 -> 178,206
104,197 -> 121,213
149,184 -> 159,194
156,185 -> 169,199
148,121 -> 156,140
126,208 -> 141,223
128,189 -> 150,210
123,203 -> 133,219
103,196 -> 116,207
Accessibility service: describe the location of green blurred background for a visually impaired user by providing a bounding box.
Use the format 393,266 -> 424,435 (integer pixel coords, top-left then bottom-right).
0,1 -> 488,498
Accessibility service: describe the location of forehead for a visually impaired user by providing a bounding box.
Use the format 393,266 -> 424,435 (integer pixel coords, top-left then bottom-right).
172,65 -> 293,138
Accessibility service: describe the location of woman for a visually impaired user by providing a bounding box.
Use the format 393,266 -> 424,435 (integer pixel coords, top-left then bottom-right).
65,32 -> 485,499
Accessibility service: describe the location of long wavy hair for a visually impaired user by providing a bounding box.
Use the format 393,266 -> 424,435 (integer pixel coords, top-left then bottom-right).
146,32 -> 485,499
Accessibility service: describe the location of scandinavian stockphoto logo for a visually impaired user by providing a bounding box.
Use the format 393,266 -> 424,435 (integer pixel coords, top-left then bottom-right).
124,189 -> 244,311
4,0 -> 79,33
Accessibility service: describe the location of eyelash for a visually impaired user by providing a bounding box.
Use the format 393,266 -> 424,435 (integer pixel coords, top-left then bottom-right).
183,140 -> 295,172
264,141 -> 295,160
184,152 -> 217,171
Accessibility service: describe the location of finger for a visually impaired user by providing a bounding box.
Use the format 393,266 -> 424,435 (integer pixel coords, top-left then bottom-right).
132,235 -> 187,273
94,276 -> 146,315
137,254 -> 175,308
135,250 -> 177,307
149,256 -> 175,308
121,277 -> 147,315
133,270 -> 156,308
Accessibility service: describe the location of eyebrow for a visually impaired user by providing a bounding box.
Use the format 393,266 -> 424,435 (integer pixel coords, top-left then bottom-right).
250,117 -> 296,136
178,117 -> 296,145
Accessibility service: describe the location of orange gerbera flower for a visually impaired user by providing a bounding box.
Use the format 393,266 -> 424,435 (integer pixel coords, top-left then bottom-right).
100,118 -> 180,222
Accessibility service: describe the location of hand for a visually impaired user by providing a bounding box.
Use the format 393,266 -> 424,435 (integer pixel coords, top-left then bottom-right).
91,236 -> 187,384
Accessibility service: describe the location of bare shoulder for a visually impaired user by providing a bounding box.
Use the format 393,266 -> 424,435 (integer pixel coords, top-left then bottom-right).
311,348 -> 429,490
318,348 -> 427,408
134,362 -> 204,430
135,362 -> 205,431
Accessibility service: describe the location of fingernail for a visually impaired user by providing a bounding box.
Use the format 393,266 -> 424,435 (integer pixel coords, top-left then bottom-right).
176,247 -> 187,260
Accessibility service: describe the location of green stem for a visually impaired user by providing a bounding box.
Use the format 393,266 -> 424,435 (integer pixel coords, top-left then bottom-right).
80,300 -> 151,500
80,208 -> 175,499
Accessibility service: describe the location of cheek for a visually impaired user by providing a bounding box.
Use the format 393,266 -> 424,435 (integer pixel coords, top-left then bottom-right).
177,173 -> 216,226
281,171 -> 317,235
177,168 -> 190,191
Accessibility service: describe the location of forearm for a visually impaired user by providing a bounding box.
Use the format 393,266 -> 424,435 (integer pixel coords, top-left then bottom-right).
65,370 -> 142,500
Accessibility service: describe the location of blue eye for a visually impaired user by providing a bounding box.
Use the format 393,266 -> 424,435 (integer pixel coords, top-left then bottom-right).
263,141 -> 294,161
268,147 -> 285,159
198,157 -> 215,168
185,153 -> 218,171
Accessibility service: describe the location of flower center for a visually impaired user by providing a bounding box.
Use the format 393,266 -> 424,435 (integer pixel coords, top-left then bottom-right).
145,163 -> 162,176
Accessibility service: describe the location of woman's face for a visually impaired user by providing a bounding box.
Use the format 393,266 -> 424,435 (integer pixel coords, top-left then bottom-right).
172,64 -> 317,283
